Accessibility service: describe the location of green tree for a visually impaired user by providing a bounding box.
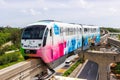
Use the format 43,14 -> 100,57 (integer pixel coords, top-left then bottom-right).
10,29 -> 21,48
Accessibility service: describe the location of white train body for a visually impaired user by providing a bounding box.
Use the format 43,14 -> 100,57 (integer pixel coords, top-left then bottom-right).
21,20 -> 100,66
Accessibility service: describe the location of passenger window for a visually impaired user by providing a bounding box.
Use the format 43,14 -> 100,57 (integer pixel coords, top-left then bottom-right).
87,28 -> 90,32
95,28 -> 96,32
84,28 -> 87,33
74,28 -> 76,34
79,28 -> 82,33
93,28 -> 96,32
66,28 -> 69,36
60,27 -> 63,36
92,28 -> 93,32
43,28 -> 48,47
50,29 -> 52,36
45,28 -> 48,37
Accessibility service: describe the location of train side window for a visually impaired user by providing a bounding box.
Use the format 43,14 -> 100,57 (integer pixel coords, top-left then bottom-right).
90,28 -> 92,32
93,28 -> 96,32
60,27 -> 63,36
69,28 -> 72,35
69,28 -> 70,35
76,28 -> 77,34
45,28 -> 48,37
87,28 -> 89,32
91,28 -> 93,32
74,28 -> 76,35
88,28 -> 90,32
43,28 -> 48,47
77,28 -> 79,34
67,28 -> 69,36
95,28 -> 96,32
65,28 -> 66,35
80,28 -> 82,33
50,29 -> 52,36
93,28 -> 94,32
84,28 -> 87,33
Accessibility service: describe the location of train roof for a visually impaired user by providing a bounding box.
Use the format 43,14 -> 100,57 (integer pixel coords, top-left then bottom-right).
82,25 -> 99,28
27,20 -> 63,26
27,20 -> 80,27
26,20 -> 98,28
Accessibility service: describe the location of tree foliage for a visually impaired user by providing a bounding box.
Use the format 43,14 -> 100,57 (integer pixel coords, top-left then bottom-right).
0,27 -> 21,48
112,62 -> 120,74
10,29 -> 22,48
0,52 -> 19,65
0,33 -> 11,46
118,35 -> 120,40
102,27 -> 120,33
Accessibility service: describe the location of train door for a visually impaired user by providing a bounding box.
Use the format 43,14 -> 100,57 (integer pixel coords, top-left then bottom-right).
52,23 -> 61,60
52,24 -> 60,45
49,28 -> 53,46
77,26 -> 82,49
43,28 -> 48,47
59,26 -> 64,42
59,25 -> 65,57
82,26 -> 89,50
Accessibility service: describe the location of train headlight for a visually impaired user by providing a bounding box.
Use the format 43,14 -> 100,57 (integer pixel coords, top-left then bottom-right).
21,43 -> 23,46
25,50 -> 30,54
38,44 -> 41,47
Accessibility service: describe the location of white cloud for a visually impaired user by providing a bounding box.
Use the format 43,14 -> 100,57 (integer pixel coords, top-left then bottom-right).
109,8 -> 117,13
0,0 -> 7,8
21,8 -> 41,16
92,3 -> 120,17
0,0 -> 6,5
1,0 -> 120,27
69,0 -> 93,8
79,0 -> 87,8
43,7 -> 48,11
21,9 -> 27,14
29,8 -> 36,16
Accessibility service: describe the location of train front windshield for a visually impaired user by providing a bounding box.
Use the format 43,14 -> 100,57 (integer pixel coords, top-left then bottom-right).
22,25 -> 46,39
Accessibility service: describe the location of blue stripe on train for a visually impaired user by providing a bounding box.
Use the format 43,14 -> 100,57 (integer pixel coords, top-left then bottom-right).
96,34 -> 100,43
66,38 -> 82,54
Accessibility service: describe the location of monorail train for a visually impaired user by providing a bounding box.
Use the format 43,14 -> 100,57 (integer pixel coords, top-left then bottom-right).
20,20 -> 100,68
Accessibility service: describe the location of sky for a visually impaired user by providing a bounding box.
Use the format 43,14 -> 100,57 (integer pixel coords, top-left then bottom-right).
0,0 -> 120,28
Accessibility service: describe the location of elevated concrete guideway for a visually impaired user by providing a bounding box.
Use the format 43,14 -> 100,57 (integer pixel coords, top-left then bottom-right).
78,51 -> 118,80
78,37 -> 120,80
110,33 -> 120,35
108,37 -> 120,48
0,59 -> 47,80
